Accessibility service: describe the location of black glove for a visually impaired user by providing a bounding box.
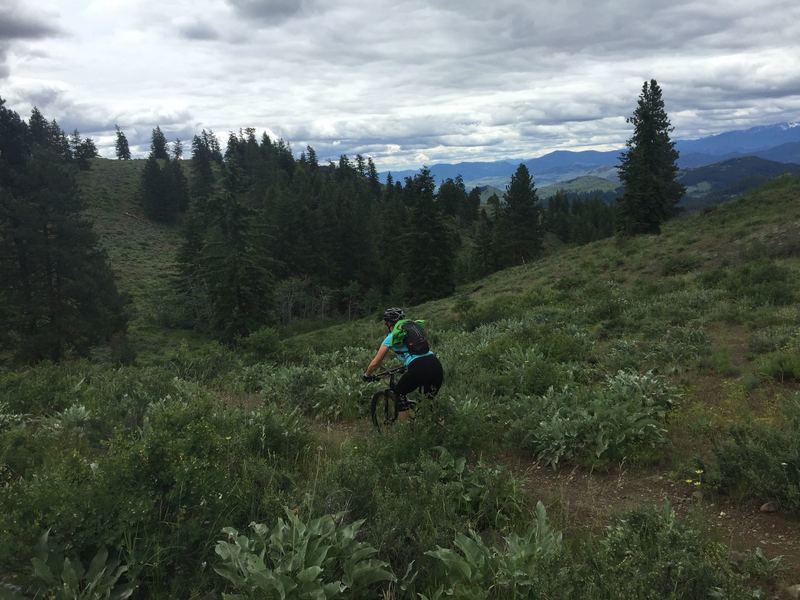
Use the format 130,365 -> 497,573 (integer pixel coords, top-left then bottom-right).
362,373 -> 374,382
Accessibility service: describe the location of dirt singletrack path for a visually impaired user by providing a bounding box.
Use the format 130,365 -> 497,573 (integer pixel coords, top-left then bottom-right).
314,421 -> 800,586
500,456 -> 800,582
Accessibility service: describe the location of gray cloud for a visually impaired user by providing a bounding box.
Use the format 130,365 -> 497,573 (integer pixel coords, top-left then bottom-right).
0,5 -> 61,41
226,0 -> 318,25
0,1 -> 62,79
177,20 -> 221,41
3,0 -> 800,168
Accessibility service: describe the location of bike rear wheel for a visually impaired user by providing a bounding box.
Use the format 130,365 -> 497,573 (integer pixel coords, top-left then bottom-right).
370,390 -> 398,430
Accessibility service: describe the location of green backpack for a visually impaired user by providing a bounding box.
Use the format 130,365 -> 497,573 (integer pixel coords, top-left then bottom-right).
391,319 -> 430,355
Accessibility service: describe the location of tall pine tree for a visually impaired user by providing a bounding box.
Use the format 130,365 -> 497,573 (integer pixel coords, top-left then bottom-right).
150,125 -> 169,159
616,79 -> 684,235
115,125 -> 131,159
398,168 -> 455,303
0,98 -> 127,362
497,164 -> 543,265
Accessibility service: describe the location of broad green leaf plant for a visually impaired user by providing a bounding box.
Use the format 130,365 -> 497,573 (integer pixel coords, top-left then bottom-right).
214,509 -> 394,599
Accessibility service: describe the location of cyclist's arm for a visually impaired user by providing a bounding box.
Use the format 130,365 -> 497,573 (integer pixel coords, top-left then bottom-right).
365,345 -> 389,375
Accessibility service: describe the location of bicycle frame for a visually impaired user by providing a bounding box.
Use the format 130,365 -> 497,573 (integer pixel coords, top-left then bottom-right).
367,365 -> 416,429
372,366 -> 406,394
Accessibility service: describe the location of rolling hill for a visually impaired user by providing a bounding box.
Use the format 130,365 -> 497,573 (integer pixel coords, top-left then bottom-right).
680,156 -> 800,209
380,120 -> 800,191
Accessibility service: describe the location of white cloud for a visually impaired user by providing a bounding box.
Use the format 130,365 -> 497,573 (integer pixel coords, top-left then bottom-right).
2,0 -> 799,168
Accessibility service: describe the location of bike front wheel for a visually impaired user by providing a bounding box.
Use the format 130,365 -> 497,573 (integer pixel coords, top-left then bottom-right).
370,390 -> 398,430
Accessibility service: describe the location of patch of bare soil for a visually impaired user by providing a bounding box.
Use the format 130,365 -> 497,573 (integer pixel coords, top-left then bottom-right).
501,456 -> 800,582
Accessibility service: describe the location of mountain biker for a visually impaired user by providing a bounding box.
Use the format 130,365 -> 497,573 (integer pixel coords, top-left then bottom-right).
362,307 -> 444,421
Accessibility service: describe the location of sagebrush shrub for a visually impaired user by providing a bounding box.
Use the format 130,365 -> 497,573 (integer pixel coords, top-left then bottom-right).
586,504 -> 761,599
714,395 -> 800,512
506,371 -> 676,466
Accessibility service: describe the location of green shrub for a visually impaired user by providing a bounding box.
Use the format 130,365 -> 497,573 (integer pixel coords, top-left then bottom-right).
1,426 -> 48,481
421,502 -> 567,599
323,446 -> 529,582
109,332 -> 136,366
0,400 -> 25,433
164,341 -> 240,383
748,326 -> 796,354
20,530 -> 135,600
697,349 -> 741,377
586,504 -> 760,599
661,253 -> 700,275
507,371 -> 676,466
0,364 -> 86,415
714,396 -> 800,512
238,326 -> 280,359
458,296 -> 522,331
705,260 -> 795,306
756,350 -> 800,382
584,280 -> 630,324
214,510 -> 394,599
0,397 -> 310,594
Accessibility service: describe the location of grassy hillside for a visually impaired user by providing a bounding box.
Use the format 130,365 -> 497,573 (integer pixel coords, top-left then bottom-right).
3,172 -> 799,597
539,175 -> 619,198
681,156 -> 800,209
278,175 -> 800,566
77,158 -> 201,356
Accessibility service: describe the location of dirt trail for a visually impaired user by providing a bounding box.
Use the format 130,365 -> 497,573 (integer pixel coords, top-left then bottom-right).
314,422 -> 800,584
501,456 -> 800,581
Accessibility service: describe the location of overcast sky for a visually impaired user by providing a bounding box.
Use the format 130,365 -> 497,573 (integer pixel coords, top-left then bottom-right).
2,0 -> 799,170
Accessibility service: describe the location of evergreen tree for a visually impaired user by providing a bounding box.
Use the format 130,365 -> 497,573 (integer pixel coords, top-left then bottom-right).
497,164 -> 543,265
75,136 -> 98,170
190,131 -> 216,200
140,155 -> 178,223
545,190 -> 571,242
115,125 -> 131,159
437,175 -> 467,219
398,168 -> 455,303
617,79 -> 684,235
197,166 -> 274,339
50,120 -> 72,161
0,98 -> 127,362
366,157 -> 381,200
150,125 -> 169,159
69,129 -> 83,161
140,155 -> 163,220
172,138 -> 183,160
462,187 -> 481,226
28,107 -> 50,145
306,145 -> 318,169
470,209 -> 499,279
355,154 -> 366,176
166,157 -> 189,213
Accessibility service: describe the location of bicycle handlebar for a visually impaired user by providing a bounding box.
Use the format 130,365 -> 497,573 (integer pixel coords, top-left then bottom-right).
366,366 -> 406,381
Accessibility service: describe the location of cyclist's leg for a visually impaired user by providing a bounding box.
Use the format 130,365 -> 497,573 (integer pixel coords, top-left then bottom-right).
395,365 -> 423,421
422,355 -> 444,398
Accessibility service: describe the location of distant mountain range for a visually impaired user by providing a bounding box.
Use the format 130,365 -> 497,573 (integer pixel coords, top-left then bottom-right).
380,121 -> 800,192
680,156 -> 800,210
474,155 -> 800,213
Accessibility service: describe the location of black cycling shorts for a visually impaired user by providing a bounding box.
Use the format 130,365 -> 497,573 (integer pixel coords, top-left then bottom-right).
396,354 -> 444,398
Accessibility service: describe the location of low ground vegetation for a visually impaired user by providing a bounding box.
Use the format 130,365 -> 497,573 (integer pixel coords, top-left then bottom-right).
2,177 -> 800,596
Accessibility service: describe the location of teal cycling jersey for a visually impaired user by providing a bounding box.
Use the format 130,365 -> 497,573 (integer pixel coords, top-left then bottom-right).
382,332 -> 434,367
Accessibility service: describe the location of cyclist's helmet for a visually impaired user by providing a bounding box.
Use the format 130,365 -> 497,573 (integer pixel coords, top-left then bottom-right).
382,307 -> 405,323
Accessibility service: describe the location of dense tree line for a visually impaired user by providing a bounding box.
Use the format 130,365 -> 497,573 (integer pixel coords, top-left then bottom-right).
0,99 -> 127,363
137,128 -> 613,339
545,190 -> 616,245
170,129 -> 471,339
140,78 -> 675,340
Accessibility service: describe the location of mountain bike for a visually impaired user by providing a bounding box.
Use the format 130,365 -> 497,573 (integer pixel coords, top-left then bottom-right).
363,366 -> 415,430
